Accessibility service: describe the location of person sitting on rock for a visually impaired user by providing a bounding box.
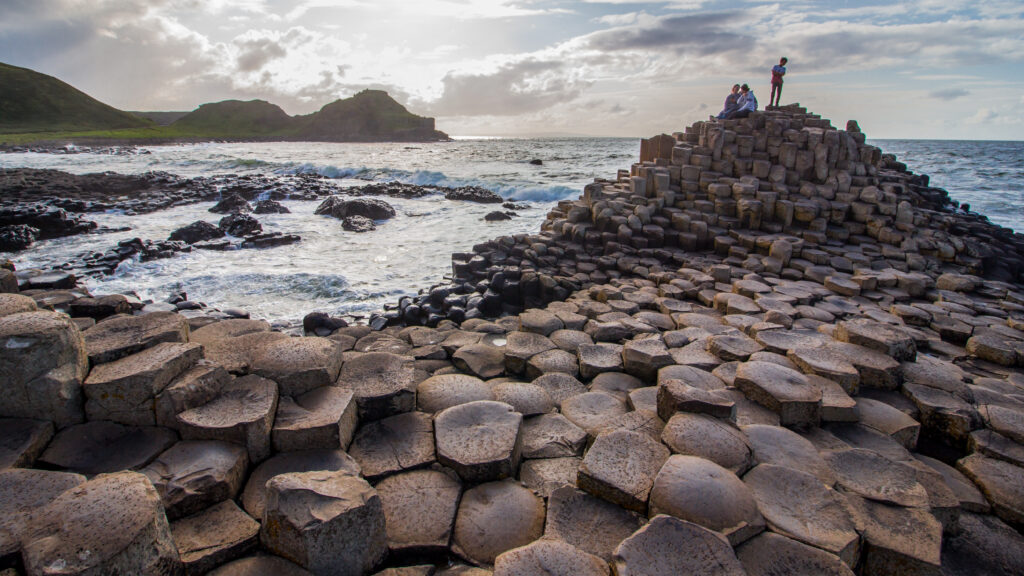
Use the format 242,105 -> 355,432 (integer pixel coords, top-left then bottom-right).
727,84 -> 757,119
716,84 -> 742,119
770,57 -> 787,107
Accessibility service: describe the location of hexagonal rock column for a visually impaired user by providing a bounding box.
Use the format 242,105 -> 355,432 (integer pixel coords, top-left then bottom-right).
38,420 -> 178,475
561,391 -> 629,438
734,361 -> 822,427
251,337 -> 343,397
957,454 -> 1024,527
544,486 -> 646,562
742,464 -> 860,566
622,337 -> 674,381
578,429 -> 670,513
521,414 -> 587,459
649,455 -> 764,546
736,532 -> 855,576
742,424 -> 836,485
240,449 -> 361,521
272,386 -> 358,452
0,417 -> 54,469
177,375 -> 278,464
520,456 -> 582,498
577,343 -> 624,380
504,331 -> 557,375
336,352 -> 418,421
83,341 -> 203,425
416,373 -> 494,413
452,343 -> 506,379
435,400 -> 523,483
20,471 -> 183,576
206,555 -> 312,575
348,411 -> 435,481
142,440 -> 249,520
844,493 -> 943,576
261,470 -> 386,576
824,448 -> 930,508
661,413 -> 753,475
834,319 -> 916,361
0,310 -> 88,428
0,468 -> 85,566
170,500 -> 259,575
451,480 -> 545,566
82,311 -> 189,365
155,361 -> 231,429
493,539 -> 609,576
612,515 -> 745,576
375,469 -> 462,555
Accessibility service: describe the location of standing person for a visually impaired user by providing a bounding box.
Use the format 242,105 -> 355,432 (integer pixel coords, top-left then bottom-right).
770,57 -> 787,107
717,84 -> 742,119
727,84 -> 757,119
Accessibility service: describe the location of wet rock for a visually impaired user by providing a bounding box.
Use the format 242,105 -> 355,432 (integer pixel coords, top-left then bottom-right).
824,448 -> 929,507
240,231 -> 301,249
348,411 -> 435,481
316,196 -> 395,220
210,193 -> 252,214
68,294 -> 131,320
253,199 -> 290,214
612,515 -> 745,576
736,531 -> 855,576
734,361 -> 822,427
0,417 -> 53,469
342,215 -> 376,232
493,539 -> 608,576
240,449 -> 361,521
142,440 -> 248,520
261,470 -> 387,576
445,186 -> 503,203
743,464 -> 860,565
171,500 -> 259,575
170,220 -> 227,244
375,468 -> 461,555
649,455 -> 764,545
451,480 -> 545,566
337,352 -> 418,421
0,468 -> 86,565
83,341 -> 203,425
272,386 -> 357,452
661,413 -> 753,474
0,310 -> 87,427
21,471 -> 182,576
578,429 -> 669,513
219,213 -> 262,237
177,374 -> 279,463
417,373 -> 494,412
957,453 -> 1024,527
0,223 -> 39,250
38,420 -> 177,475
435,400 -> 522,482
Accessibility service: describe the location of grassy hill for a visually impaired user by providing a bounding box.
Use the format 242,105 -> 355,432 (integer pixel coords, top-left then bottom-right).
0,62 -> 447,144
0,62 -> 152,134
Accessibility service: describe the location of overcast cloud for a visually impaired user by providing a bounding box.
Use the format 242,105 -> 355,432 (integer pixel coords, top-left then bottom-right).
1,0 -> 1022,138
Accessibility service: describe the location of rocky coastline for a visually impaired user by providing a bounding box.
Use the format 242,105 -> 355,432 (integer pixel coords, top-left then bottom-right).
3,105 -> 1024,575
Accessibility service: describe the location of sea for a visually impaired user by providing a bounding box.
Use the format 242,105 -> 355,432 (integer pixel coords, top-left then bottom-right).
1,138 -> 1021,327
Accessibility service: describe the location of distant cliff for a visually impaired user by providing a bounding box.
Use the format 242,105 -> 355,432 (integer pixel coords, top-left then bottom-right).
0,61 -> 448,144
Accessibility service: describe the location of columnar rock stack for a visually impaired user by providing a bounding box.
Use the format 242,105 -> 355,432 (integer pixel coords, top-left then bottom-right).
392,105 -> 1024,326
3,106 -> 1024,575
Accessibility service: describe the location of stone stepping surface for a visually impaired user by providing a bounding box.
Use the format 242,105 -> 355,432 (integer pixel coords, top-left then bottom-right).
10,104 -> 1024,574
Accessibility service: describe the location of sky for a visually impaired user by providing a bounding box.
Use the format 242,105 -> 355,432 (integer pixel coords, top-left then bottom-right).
2,0 -> 1023,139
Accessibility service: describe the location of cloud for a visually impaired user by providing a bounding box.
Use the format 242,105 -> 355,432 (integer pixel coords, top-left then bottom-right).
585,12 -> 750,55
235,36 -> 287,72
966,107 -> 998,123
928,88 -> 970,100
427,59 -> 590,116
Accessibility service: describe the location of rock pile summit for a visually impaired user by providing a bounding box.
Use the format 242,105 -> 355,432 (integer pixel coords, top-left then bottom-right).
3,105 -> 1024,575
